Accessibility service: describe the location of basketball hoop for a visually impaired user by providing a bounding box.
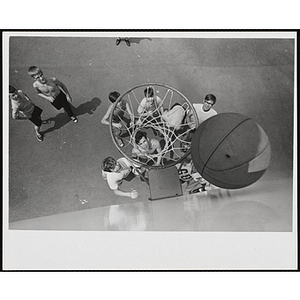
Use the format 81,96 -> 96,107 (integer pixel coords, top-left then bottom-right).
109,83 -> 198,170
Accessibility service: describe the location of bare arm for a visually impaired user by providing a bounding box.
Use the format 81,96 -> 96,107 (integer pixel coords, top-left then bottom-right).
113,188 -> 138,198
187,110 -> 196,129
12,107 -> 21,119
159,106 -> 164,115
37,93 -> 54,102
54,78 -> 72,102
125,102 -> 135,125
137,99 -> 149,116
155,97 -> 164,115
12,111 -> 30,120
101,104 -> 113,125
158,100 -> 164,115
138,111 -> 152,118
153,143 -> 162,166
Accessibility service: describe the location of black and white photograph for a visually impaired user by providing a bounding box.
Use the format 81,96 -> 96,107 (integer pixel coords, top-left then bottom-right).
2,30 -> 297,270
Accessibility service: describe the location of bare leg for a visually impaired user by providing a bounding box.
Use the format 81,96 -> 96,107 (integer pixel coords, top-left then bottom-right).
34,125 -> 43,141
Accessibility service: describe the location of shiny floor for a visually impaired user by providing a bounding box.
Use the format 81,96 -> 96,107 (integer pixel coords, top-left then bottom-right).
9,177 -> 294,231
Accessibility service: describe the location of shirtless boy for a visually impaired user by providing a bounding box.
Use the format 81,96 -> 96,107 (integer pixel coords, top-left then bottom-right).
27,66 -> 78,123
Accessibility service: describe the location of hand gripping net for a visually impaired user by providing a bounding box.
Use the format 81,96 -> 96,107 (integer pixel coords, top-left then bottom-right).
109,83 -> 198,170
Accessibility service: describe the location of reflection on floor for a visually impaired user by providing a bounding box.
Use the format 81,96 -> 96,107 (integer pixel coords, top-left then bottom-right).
9,178 -> 293,231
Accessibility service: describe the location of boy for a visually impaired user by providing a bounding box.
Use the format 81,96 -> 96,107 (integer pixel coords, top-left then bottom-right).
27,66 -> 78,123
132,131 -> 162,166
137,87 -> 164,136
176,156 -> 209,193
101,91 -> 135,147
9,85 -> 46,141
191,94 -> 217,126
180,94 -> 218,191
101,156 -> 139,198
137,87 -> 164,118
161,103 -> 188,131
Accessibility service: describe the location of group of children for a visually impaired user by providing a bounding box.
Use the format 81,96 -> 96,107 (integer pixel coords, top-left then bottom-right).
100,87 -> 218,198
9,66 -> 78,142
10,68 -> 217,199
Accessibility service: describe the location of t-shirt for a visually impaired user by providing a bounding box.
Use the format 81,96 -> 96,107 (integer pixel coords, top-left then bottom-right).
193,103 -> 217,125
176,161 -> 201,182
137,96 -> 163,115
105,157 -> 133,190
162,105 -> 186,130
10,90 -> 35,119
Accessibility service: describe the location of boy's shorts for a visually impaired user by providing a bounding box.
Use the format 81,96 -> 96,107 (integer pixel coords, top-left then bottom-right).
29,106 -> 43,126
51,92 -> 74,118
51,92 -> 68,109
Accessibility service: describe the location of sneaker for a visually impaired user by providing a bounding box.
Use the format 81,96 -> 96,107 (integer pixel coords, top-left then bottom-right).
116,38 -> 121,46
36,133 -> 43,142
71,116 -> 78,123
125,39 -> 130,46
189,184 -> 206,194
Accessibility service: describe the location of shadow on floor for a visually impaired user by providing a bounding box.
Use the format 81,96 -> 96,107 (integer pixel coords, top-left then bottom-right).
73,97 -> 102,116
41,97 -> 101,135
128,38 -> 152,45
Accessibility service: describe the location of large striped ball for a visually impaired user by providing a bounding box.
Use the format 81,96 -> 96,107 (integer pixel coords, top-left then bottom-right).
191,113 -> 271,189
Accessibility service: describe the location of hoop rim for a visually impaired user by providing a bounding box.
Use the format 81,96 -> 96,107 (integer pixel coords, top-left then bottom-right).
109,82 -> 199,170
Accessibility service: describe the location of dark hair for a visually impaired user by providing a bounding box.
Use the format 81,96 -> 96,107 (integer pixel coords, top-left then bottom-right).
9,85 -> 17,94
109,91 -> 120,103
204,94 -> 216,104
102,157 -> 117,172
135,131 -> 147,144
144,87 -> 154,97
27,66 -> 42,76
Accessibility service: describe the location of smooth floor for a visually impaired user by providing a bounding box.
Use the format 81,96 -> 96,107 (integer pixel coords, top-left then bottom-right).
9,178 -> 294,231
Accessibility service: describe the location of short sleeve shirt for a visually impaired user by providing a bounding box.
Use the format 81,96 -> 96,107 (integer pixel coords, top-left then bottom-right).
106,157 -> 133,190
162,105 -> 185,130
193,104 -> 217,125
137,96 -> 163,114
10,90 -> 35,118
